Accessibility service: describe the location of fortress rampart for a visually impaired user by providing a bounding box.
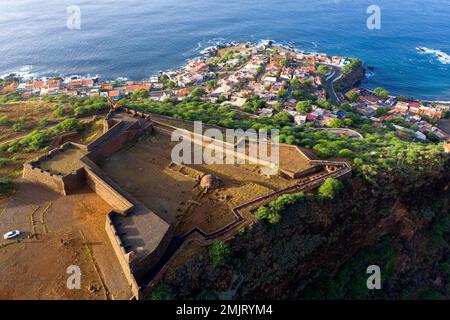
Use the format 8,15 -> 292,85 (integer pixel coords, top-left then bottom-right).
105,213 -> 141,299
22,110 -> 169,300
21,106 -> 350,299
84,167 -> 134,215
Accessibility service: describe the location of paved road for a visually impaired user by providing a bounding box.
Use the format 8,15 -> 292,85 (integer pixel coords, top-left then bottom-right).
438,119 -> 450,136
324,65 -> 343,105
312,128 -> 363,139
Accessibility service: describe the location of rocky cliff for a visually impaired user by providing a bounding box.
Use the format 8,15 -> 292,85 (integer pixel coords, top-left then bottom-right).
336,59 -> 365,91
156,158 -> 450,300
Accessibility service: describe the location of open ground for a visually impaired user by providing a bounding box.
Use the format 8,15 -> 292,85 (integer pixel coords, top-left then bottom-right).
0,105 -> 350,299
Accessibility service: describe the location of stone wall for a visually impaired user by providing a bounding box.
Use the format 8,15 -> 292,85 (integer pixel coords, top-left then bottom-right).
22,163 -> 66,194
86,121 -> 125,152
87,123 -> 146,164
84,167 -> 134,215
61,167 -> 86,195
131,224 -> 175,281
152,121 -> 278,168
105,213 -> 141,299
280,166 -> 322,180
22,143 -> 88,195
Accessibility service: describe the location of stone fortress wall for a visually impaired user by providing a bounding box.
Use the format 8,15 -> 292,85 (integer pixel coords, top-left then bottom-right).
105,213 -> 141,299
22,106 -> 344,299
23,142 -> 88,195
22,109 -> 169,300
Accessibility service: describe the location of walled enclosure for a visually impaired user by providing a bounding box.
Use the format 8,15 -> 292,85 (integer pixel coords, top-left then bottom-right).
22,109 -> 171,300
22,106 -> 338,299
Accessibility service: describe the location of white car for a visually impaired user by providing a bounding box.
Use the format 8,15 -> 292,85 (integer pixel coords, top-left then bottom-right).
3,230 -> 21,240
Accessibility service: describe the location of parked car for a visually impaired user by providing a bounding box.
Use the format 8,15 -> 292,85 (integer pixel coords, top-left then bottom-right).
3,230 -> 21,240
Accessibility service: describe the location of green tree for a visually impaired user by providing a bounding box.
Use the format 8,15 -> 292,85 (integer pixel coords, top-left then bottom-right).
346,91 -> 359,103
376,107 -> 389,117
209,240 -> 231,267
374,87 -> 390,100
273,102 -> 283,112
318,178 -> 343,200
296,101 -> 313,114
165,81 -> 176,90
54,118 -> 82,133
255,206 -> 281,224
278,89 -> 288,99
317,65 -> 331,75
328,118 -> 345,128
280,59 -> 289,67
273,111 -> 293,124
338,149 -> 353,158
130,89 -> 149,101
206,80 -> 218,90
191,87 -> 206,98
290,78 -> 300,88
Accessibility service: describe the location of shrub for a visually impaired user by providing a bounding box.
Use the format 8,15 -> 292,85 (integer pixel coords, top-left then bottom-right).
53,118 -> 82,133
317,65 -> 330,75
338,149 -> 353,158
0,91 -> 22,103
208,240 -> 231,267
318,178 -> 343,200
74,106 -> 87,117
328,119 -> 345,128
52,106 -> 64,117
12,122 -> 26,132
255,193 -> 305,224
255,206 -> 280,224
147,282 -> 174,300
0,116 -> 10,126
0,177 -> 13,196
0,158 -> 10,167
20,130 -> 50,151
37,119 -> 49,128
296,101 -> 312,114
191,87 -> 206,98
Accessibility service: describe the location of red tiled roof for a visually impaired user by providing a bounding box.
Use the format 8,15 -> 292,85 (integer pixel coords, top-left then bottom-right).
82,79 -> 94,86
33,81 -> 45,88
108,90 -> 121,97
126,85 -> 150,92
409,102 -> 421,108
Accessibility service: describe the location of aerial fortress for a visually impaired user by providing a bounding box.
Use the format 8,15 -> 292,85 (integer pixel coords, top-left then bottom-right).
22,105 -> 351,299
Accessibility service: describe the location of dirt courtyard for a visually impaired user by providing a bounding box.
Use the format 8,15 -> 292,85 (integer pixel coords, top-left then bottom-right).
0,180 -> 132,300
101,133 -> 303,235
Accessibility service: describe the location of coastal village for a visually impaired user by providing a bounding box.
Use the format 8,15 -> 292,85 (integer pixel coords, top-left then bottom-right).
2,42 -> 450,142
1,42 -> 450,301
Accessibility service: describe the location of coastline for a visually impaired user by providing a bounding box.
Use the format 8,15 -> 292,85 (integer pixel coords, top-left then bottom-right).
2,41 -> 450,105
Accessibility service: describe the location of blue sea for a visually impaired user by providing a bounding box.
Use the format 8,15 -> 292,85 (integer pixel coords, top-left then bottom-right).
1,0 -> 449,100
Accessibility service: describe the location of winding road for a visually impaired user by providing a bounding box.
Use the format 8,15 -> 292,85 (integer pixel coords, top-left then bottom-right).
312,127 -> 363,139
324,65 -> 343,105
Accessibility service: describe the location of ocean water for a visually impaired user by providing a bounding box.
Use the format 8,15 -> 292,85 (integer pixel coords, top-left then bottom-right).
0,0 -> 449,100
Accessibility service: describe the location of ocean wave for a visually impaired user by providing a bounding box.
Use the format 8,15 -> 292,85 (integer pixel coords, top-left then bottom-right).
1,65 -> 37,80
365,71 -> 375,78
417,47 -> 450,65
